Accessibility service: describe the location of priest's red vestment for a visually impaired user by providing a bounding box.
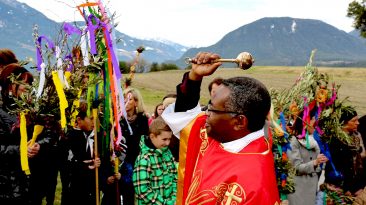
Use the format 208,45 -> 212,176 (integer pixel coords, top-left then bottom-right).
178,114 -> 280,205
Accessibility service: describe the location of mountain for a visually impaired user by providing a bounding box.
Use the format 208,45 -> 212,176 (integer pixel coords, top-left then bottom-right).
114,34 -> 188,63
177,17 -> 366,67
2,1 -> 366,68
0,0 -> 59,61
349,29 -> 366,44
0,0 -> 188,64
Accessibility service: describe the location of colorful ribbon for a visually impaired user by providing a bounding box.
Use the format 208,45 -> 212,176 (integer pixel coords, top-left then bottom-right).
313,107 -> 341,177
36,35 -> 55,71
87,14 -> 100,55
52,71 -> 69,128
29,125 -> 44,146
20,112 -> 30,175
63,22 -> 82,36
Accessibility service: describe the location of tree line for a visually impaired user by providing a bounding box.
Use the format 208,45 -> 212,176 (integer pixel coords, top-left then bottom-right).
119,60 -> 182,74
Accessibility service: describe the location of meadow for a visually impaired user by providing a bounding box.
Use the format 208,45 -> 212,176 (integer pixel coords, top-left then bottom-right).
134,66 -> 366,115
48,65 -> 366,205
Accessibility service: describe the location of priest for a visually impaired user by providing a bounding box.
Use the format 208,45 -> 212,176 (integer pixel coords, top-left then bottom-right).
162,52 -> 280,205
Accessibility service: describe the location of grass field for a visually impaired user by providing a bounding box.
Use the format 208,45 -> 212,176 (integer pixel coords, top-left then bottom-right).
133,66 -> 366,115
46,65 -> 366,205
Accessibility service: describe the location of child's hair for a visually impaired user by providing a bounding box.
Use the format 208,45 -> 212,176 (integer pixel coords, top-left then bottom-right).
0,49 -> 18,68
0,63 -> 33,108
76,100 -> 89,120
292,108 -> 317,136
162,93 -> 177,101
154,102 -> 164,117
149,116 -> 171,136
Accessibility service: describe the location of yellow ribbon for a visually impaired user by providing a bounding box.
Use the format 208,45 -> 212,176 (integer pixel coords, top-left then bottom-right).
52,71 -> 69,128
20,112 -> 30,175
114,157 -> 119,174
29,125 -> 44,146
65,71 -> 72,82
70,90 -> 82,127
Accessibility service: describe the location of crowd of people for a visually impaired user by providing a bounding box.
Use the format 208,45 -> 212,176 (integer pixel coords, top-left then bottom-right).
1,48 -> 366,205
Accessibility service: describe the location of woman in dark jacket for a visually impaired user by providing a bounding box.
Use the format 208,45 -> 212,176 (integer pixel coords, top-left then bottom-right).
119,87 -> 149,205
0,63 -> 39,204
325,107 -> 366,196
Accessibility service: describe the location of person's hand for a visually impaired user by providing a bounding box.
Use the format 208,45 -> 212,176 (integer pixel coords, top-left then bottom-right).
280,200 -> 289,205
106,173 -> 121,184
27,142 -> 40,158
189,52 -> 222,81
84,157 -> 101,169
83,159 -> 94,169
313,154 -> 328,166
107,176 -> 115,184
94,157 -> 101,168
115,172 -> 121,180
355,189 -> 363,196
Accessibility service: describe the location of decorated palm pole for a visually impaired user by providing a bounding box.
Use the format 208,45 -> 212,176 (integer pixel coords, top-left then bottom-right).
270,50 -> 355,204
21,0 -> 135,204
75,1 -> 133,204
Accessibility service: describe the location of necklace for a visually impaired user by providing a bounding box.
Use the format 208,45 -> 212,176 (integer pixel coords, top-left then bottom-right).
127,114 -> 137,122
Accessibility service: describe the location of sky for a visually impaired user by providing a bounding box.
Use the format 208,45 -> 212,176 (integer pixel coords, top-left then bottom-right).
16,0 -> 355,47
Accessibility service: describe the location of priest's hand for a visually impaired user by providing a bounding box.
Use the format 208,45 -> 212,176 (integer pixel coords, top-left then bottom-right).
189,52 -> 222,81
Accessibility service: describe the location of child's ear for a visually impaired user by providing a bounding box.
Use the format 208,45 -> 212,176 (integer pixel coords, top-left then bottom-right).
75,116 -> 81,124
149,133 -> 156,139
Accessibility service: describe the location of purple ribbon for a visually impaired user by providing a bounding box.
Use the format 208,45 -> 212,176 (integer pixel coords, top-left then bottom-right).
85,14 -> 122,79
63,22 -> 82,36
64,54 -> 73,72
36,35 -> 55,71
87,14 -> 101,55
102,27 -> 122,79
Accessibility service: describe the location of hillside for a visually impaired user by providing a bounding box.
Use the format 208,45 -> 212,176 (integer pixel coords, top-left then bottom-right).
176,17 -> 366,67
2,1 -> 366,67
0,0 -> 188,63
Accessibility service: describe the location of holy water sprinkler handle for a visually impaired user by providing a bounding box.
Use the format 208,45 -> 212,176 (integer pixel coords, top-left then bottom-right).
185,52 -> 254,70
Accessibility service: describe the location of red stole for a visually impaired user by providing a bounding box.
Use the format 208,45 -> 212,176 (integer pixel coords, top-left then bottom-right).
180,115 -> 280,205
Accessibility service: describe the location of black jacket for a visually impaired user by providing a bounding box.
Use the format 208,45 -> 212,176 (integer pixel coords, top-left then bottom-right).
0,107 -> 30,204
0,107 -> 58,204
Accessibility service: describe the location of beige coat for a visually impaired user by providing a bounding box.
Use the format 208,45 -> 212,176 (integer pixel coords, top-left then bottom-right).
287,136 -> 321,205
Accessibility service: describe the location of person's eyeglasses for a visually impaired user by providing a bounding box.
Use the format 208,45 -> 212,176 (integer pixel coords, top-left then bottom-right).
201,104 -> 243,115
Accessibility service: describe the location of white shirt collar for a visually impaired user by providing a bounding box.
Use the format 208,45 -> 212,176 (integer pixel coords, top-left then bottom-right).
221,128 -> 264,153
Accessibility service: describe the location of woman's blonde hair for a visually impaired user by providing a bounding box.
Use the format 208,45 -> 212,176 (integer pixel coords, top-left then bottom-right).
124,87 -> 146,114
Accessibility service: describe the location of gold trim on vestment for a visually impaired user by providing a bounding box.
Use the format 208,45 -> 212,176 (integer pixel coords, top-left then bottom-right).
186,170 -> 246,205
199,128 -> 209,156
177,113 -> 205,205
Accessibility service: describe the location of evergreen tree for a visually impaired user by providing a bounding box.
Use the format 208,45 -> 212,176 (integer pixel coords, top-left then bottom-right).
347,0 -> 366,38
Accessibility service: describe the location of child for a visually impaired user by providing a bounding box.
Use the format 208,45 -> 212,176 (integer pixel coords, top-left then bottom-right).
66,102 -> 101,205
133,116 -> 177,205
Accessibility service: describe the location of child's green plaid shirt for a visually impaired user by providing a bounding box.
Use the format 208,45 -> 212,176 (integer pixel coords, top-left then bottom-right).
133,136 -> 177,205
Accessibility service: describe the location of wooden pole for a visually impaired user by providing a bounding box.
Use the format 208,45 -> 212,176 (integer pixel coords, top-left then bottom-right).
93,108 -> 100,205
